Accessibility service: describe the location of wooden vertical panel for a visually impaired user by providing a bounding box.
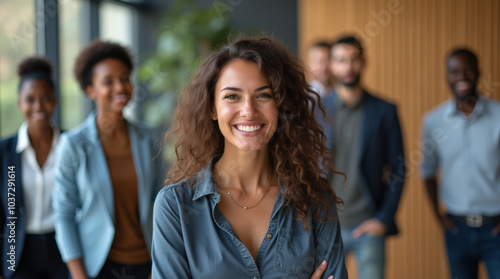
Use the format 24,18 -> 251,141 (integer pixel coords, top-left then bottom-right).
299,1 -> 500,278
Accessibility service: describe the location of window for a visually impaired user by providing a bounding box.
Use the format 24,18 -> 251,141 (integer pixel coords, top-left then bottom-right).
1,0 -> 149,136
0,0 -> 36,138
99,1 -> 136,49
59,0 -> 87,130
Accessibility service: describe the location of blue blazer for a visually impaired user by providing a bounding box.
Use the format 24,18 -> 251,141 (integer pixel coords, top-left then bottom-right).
320,91 -> 406,235
0,135 -> 27,278
52,111 -> 164,277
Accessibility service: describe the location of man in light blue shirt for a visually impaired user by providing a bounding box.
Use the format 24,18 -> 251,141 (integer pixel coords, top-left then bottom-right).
421,48 -> 500,279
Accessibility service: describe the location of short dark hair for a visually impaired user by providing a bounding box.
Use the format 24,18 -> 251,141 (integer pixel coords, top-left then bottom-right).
331,35 -> 363,56
74,39 -> 134,91
310,41 -> 331,50
17,56 -> 54,93
447,48 -> 478,69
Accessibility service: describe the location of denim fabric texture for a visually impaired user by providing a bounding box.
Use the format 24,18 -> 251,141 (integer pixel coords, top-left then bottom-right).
341,226 -> 385,279
152,155 -> 348,279
445,217 -> 500,279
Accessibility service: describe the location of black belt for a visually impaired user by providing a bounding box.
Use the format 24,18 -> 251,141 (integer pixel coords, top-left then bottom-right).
447,213 -> 500,228
26,231 -> 56,240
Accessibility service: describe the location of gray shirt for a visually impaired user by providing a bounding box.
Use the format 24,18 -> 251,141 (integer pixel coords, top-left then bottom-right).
420,97 -> 500,215
152,155 -> 348,279
331,93 -> 373,228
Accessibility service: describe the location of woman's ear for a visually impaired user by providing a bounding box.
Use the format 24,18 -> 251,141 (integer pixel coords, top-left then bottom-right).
211,108 -> 217,120
85,85 -> 95,100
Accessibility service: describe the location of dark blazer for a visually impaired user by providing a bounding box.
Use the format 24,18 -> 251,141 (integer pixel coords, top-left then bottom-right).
319,91 -> 406,235
0,135 -> 26,278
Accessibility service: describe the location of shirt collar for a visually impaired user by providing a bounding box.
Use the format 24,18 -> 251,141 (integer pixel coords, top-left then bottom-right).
444,94 -> 486,118
16,121 -> 60,154
310,80 -> 331,95
193,154 -> 223,201
334,90 -> 365,110
192,154 -> 287,202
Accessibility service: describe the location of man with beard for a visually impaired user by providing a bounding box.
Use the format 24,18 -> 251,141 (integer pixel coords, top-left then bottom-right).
308,41 -> 334,98
319,35 -> 406,279
421,49 -> 500,279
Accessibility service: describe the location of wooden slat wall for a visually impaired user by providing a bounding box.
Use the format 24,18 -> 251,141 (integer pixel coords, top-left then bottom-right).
299,1 -> 500,278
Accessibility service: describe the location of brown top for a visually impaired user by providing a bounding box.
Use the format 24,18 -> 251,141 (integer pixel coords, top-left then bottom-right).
105,147 -> 150,264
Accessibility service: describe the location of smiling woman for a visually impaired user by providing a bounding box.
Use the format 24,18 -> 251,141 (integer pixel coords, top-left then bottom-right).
52,40 -> 162,279
212,59 -> 278,152
0,57 -> 68,279
152,37 -> 348,279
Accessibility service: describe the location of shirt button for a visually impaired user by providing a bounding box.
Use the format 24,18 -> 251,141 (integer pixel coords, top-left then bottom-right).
266,233 -> 272,239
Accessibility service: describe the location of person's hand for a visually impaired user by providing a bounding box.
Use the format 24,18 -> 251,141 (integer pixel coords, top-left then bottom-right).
352,218 -> 387,239
310,260 -> 333,279
439,214 -> 458,233
492,223 -> 500,237
66,259 -> 89,279
71,273 -> 88,279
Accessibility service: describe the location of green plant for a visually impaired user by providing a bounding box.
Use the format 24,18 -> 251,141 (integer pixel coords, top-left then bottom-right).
137,0 -> 233,125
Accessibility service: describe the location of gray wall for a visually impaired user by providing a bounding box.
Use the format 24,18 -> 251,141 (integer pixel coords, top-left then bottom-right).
137,0 -> 298,60
213,0 -> 298,55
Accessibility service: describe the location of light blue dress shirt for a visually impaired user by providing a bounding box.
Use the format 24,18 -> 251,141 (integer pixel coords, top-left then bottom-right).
420,97 -> 500,215
152,155 -> 348,279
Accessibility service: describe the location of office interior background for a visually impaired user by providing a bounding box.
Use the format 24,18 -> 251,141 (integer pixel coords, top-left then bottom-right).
0,0 -> 499,278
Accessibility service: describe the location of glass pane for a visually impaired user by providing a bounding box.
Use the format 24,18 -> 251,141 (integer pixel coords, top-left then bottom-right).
0,0 -> 36,138
59,0 -> 86,130
99,1 -> 135,49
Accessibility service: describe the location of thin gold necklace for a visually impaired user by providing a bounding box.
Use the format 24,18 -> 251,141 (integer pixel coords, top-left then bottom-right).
218,183 -> 272,210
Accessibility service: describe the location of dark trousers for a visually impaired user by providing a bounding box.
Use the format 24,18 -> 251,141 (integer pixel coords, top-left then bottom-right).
93,259 -> 151,279
12,232 -> 68,279
446,217 -> 500,279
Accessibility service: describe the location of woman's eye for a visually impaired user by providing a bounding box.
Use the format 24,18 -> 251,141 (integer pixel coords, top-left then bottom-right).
224,94 -> 238,100
103,80 -> 113,86
25,97 -> 34,103
121,77 -> 130,83
258,93 -> 272,99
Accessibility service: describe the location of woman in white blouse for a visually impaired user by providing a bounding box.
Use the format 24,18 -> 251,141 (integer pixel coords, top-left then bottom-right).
0,57 -> 67,279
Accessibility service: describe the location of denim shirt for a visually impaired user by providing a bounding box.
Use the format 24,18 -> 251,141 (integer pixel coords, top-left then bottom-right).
152,156 -> 348,279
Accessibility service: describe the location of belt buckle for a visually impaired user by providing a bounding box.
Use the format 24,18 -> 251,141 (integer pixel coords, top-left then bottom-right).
466,214 -> 483,227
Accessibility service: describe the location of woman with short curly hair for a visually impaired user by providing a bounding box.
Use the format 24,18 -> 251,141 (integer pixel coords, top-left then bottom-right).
152,37 -> 347,279
53,40 -> 162,279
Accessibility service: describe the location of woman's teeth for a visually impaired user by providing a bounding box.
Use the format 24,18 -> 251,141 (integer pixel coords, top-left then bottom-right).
236,125 -> 262,132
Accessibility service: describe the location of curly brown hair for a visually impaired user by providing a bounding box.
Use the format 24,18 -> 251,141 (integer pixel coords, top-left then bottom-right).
166,36 -> 343,228
74,39 -> 133,92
